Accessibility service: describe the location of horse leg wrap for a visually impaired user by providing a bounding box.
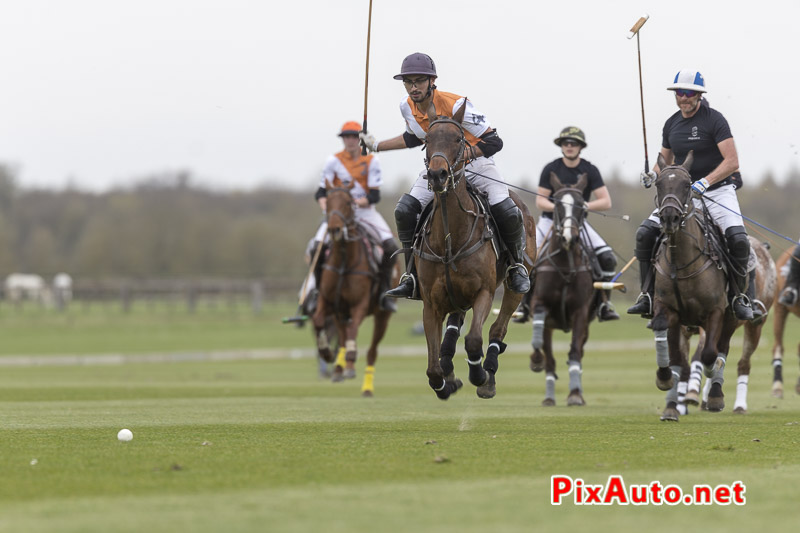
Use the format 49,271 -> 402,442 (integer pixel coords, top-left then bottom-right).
677,380 -> 688,404
335,347 -> 347,368
317,329 -> 329,351
710,354 -> 726,385
702,374 -> 712,402
688,360 -> 703,394
773,359 -> 783,383
654,329 -> 669,368
483,340 -> 506,375
545,373 -> 556,401
664,365 -> 681,405
440,324 -> 460,358
345,340 -> 357,363
531,311 -> 546,350
361,365 -> 375,393
734,374 -> 749,411
568,362 -> 583,393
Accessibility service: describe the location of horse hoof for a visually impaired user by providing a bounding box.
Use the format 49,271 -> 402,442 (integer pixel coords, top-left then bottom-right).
542,398 -> 556,407
733,406 -> 747,414
529,353 -> 544,373
362,390 -> 374,398
707,382 -> 724,412
343,368 -> 356,380
567,391 -> 585,406
772,382 -> 784,399
660,408 -> 680,422
476,372 -> 496,399
655,368 -> 674,391
700,401 -> 708,411
331,366 -> 345,383
684,390 -> 700,406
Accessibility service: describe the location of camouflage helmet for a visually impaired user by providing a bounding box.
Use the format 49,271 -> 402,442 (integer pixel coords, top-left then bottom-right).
553,126 -> 587,148
393,53 -> 437,80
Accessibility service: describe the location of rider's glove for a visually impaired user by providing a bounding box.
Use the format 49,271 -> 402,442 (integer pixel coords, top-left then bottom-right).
691,178 -> 710,197
640,170 -> 656,189
359,132 -> 379,153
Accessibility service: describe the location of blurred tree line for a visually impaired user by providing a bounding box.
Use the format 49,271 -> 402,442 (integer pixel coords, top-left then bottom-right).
1,163 -> 797,281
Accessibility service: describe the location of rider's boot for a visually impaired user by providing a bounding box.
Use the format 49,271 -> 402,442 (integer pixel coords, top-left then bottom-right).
377,238 -> 399,312
302,241 -> 325,315
779,244 -> 800,307
726,226 -> 754,321
627,220 -> 660,318
385,194 -> 422,300
490,198 -> 531,294
596,248 -> 619,322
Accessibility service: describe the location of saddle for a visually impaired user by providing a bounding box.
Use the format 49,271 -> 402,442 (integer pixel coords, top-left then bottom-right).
412,182 -> 502,268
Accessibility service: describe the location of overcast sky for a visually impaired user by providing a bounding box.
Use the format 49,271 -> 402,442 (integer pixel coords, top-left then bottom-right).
1,1 -> 798,192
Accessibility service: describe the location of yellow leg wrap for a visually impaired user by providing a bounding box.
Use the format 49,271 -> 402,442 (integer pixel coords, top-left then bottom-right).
361,365 -> 375,392
335,347 -> 347,368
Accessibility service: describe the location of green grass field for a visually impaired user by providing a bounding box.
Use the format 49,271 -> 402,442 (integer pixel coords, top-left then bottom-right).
1,300 -> 800,532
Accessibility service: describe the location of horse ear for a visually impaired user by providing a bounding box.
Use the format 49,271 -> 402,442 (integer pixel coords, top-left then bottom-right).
453,98 -> 467,124
576,173 -> 588,192
656,152 -> 667,173
682,150 -> 694,172
549,171 -> 563,191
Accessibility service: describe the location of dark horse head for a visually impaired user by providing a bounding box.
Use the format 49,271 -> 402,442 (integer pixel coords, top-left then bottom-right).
325,179 -> 356,243
655,151 -> 694,236
425,101 -> 468,194
549,172 -> 588,250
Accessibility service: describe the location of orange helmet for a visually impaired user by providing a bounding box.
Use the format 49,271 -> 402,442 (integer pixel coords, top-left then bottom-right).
339,121 -> 362,136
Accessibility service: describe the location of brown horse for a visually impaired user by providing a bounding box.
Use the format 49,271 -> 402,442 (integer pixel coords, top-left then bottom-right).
650,151 -> 739,421
311,181 -> 398,396
417,103 -> 536,400
528,173 -> 596,406
679,237 -> 776,414
771,249 -> 800,397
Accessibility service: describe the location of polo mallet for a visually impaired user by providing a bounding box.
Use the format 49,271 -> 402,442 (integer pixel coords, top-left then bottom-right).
282,237 -> 326,324
628,15 -> 650,173
360,0 -> 373,155
593,255 -> 637,292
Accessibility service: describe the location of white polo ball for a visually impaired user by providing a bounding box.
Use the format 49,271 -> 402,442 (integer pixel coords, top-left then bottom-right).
117,428 -> 133,442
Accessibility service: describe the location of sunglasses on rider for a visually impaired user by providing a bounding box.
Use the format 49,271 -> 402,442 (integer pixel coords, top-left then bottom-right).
561,140 -> 581,147
674,89 -> 698,98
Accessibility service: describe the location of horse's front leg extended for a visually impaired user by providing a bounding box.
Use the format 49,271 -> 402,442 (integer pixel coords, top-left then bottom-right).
704,310 -> 732,412
530,303 -> 547,372
771,303 -> 789,398
468,289 -> 498,398
424,305 -> 461,400
658,323 -> 684,421
565,306 -> 590,406
439,313 -> 463,379
651,305 -> 675,392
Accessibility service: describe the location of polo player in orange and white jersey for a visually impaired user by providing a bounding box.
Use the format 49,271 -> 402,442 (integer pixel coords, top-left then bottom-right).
307,121 -> 399,313
360,52 -> 530,299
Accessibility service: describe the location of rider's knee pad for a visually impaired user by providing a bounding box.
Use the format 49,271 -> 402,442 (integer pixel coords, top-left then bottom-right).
489,197 -> 522,231
725,225 -> 750,261
394,194 -> 422,244
634,220 -> 661,261
596,249 -> 617,274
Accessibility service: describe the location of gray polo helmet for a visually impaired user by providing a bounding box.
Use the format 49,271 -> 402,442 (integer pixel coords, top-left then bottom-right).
554,126 -> 587,147
393,53 -> 437,80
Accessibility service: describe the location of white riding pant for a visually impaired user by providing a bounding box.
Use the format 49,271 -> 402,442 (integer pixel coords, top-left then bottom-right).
313,205 -> 395,243
535,217 -> 610,255
408,156 -> 509,207
646,183 -> 744,233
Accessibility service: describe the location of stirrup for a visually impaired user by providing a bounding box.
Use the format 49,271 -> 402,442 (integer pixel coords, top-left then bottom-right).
506,263 -> 531,293
731,293 -> 753,320
779,286 -> 798,307
597,302 -> 620,322
385,272 -> 417,299
627,292 -> 652,317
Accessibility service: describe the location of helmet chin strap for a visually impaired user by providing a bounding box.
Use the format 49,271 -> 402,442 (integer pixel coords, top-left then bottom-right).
425,81 -> 437,100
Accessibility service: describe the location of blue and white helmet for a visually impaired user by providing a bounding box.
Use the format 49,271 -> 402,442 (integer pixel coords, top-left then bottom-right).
667,70 -> 706,93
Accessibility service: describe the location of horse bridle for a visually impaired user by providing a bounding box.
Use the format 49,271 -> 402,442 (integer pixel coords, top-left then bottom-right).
425,117 -> 467,192
654,166 -> 694,224
552,187 -> 586,239
326,187 -> 358,242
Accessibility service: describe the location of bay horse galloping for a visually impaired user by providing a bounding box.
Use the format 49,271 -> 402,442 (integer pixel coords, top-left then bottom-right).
311,181 -> 398,396
417,103 -> 536,400
771,249 -> 800,398
528,173 -> 596,406
651,151 -> 739,421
